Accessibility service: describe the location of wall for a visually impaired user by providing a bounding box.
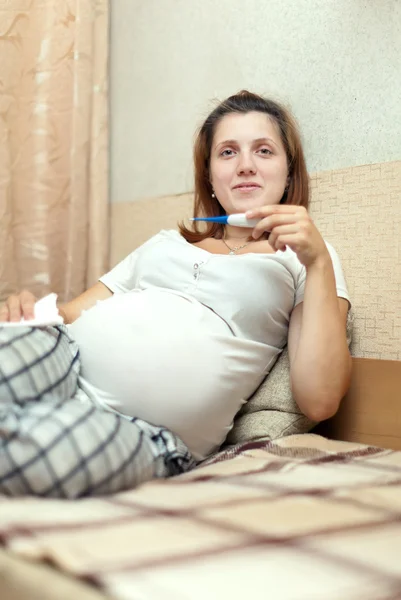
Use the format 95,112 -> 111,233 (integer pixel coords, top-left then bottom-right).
309,161 -> 401,361
110,0 -> 401,203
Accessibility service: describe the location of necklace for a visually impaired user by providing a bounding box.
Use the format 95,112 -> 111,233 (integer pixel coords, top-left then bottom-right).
221,237 -> 252,255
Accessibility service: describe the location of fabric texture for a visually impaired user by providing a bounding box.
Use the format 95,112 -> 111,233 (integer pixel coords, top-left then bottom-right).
225,309 -> 354,446
0,1 -> 109,304
0,326 -> 194,499
1,433 -> 401,600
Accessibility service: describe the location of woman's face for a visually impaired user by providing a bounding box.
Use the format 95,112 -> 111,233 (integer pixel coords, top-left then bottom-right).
209,111 -> 289,215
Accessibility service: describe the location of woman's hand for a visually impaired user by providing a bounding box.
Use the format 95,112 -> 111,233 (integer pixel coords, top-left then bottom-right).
246,205 -> 329,268
0,290 -> 37,322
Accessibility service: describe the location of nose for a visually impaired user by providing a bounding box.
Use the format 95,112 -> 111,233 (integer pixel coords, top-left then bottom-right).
237,151 -> 256,176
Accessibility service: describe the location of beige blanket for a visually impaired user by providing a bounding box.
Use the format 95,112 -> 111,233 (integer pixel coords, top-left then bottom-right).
1,433 -> 401,600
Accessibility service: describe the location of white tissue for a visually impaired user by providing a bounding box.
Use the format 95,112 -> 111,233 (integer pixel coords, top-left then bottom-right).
0,293 -> 64,328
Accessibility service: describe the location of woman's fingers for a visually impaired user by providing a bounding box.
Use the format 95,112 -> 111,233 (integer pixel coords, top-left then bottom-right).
252,214 -> 297,239
246,205 -> 328,267
20,291 -> 36,320
0,303 -> 9,322
7,295 -> 22,322
268,225 -> 299,250
249,206 -> 307,240
247,205 -> 301,218
270,234 -> 300,253
1,291 -> 36,322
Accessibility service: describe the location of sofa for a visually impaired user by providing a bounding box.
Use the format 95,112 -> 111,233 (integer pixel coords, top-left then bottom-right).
1,159 -> 400,600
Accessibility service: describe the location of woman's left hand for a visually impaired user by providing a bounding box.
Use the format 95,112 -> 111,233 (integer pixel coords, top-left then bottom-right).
246,205 -> 329,268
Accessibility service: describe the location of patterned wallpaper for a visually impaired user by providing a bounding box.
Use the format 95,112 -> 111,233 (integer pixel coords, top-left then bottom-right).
111,161 -> 401,360
309,161 -> 401,360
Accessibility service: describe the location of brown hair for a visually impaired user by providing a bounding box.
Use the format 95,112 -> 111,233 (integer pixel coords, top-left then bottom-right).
179,90 -> 309,242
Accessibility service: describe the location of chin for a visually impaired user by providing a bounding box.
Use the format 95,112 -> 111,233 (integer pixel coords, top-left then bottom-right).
247,199 -> 276,211
253,198 -> 281,208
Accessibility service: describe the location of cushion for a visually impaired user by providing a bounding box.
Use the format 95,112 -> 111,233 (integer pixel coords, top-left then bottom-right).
224,310 -> 354,446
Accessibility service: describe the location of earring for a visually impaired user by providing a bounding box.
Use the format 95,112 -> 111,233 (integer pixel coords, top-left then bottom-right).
211,192 -> 215,198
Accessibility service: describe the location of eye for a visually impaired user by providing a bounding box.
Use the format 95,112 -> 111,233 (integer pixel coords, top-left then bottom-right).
220,148 -> 236,157
257,147 -> 273,156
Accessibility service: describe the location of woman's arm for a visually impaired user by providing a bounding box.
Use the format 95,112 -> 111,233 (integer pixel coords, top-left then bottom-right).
287,258 -> 351,422
0,282 -> 113,324
1,237 -> 155,324
246,204 -> 352,422
58,282 -> 113,324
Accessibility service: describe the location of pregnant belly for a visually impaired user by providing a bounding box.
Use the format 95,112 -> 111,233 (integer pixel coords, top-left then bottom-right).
69,288 -> 267,459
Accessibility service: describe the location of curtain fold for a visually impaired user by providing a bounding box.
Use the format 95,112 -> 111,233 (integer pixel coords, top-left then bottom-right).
0,0 -> 110,303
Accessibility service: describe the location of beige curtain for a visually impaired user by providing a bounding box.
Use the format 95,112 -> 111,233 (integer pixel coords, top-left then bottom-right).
0,0 -> 109,304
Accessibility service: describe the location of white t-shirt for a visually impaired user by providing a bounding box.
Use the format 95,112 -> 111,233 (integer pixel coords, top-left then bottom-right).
69,230 -> 350,460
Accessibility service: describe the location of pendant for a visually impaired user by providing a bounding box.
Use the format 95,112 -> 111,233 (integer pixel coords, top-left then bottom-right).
229,250 -> 236,255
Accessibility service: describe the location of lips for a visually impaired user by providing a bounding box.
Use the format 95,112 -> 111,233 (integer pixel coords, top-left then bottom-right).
233,183 -> 261,190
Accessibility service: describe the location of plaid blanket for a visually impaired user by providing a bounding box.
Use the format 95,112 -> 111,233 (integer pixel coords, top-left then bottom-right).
1,433 -> 401,600
0,326 -> 194,498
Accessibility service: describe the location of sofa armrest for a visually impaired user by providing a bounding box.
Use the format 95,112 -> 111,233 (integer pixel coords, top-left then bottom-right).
315,358 -> 401,450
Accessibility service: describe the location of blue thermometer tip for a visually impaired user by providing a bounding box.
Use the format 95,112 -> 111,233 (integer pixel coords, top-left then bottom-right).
190,216 -> 228,224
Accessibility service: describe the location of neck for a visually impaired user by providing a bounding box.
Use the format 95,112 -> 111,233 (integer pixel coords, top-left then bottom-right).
224,225 -> 252,241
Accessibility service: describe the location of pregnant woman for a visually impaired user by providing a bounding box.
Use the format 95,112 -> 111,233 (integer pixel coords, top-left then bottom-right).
0,90 -> 351,498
